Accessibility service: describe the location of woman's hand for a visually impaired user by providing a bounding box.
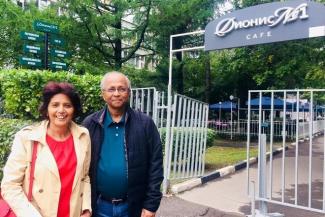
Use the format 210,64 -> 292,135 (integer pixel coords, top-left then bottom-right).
141,209 -> 155,217
80,209 -> 91,217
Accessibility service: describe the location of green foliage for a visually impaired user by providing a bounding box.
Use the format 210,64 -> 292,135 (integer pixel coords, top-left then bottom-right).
205,146 -> 258,171
0,118 -> 31,180
58,0 -> 153,70
205,37 -> 325,104
206,0 -> 325,104
0,69 -> 103,120
148,0 -> 215,95
0,69 -> 167,120
122,66 -> 167,90
160,127 -> 216,151
0,0 -> 324,105
0,1 -> 64,68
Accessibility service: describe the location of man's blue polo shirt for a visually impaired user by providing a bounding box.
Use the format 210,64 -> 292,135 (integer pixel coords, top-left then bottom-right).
97,109 -> 127,199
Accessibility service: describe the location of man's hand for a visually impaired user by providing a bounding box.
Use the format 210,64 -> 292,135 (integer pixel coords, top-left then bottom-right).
141,208 -> 155,217
80,210 -> 91,217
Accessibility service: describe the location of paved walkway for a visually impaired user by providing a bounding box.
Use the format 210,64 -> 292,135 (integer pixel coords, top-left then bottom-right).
157,196 -> 244,217
176,136 -> 325,217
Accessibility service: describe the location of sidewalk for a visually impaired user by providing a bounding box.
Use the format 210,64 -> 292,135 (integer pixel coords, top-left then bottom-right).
176,137 -> 325,217
156,196 -> 244,217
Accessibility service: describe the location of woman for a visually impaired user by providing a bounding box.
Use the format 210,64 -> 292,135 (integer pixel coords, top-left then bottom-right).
1,82 -> 91,217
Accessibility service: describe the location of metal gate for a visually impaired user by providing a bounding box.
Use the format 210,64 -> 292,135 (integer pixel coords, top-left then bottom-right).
166,94 -> 209,180
130,87 -> 168,132
130,88 -> 209,190
247,89 -> 325,216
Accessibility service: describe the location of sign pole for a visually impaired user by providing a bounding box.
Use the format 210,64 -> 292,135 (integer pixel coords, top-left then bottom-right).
44,32 -> 49,70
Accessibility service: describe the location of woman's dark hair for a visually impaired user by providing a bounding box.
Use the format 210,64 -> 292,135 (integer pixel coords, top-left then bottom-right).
39,82 -> 82,120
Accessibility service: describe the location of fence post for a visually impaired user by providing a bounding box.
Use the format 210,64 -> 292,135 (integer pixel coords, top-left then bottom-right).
248,134 -> 284,217
259,134 -> 268,214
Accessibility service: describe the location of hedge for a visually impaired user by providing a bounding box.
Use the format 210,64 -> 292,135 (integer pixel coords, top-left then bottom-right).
160,127 -> 217,151
0,68 -> 165,120
0,118 -> 31,180
0,69 -> 104,120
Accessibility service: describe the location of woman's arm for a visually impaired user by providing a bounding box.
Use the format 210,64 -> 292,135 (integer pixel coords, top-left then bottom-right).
1,131 -> 42,217
80,133 -> 92,215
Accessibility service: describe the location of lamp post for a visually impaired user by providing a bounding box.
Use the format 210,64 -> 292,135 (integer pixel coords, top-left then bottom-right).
303,104 -> 305,139
219,101 -> 222,121
237,97 -> 240,133
230,95 -> 234,140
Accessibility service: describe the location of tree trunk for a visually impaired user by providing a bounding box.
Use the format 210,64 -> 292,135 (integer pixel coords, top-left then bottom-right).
174,37 -> 183,94
114,7 -> 122,70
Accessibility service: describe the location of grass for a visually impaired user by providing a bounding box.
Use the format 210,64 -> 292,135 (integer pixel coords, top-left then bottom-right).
168,141 -> 258,187
204,137 -> 284,173
204,141 -> 258,173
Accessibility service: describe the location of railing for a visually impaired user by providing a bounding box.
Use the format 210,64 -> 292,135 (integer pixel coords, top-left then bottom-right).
209,119 -> 324,139
130,88 -> 209,181
247,89 -> 325,216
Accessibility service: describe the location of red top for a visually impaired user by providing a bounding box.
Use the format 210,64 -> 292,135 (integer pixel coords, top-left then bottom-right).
46,134 -> 77,217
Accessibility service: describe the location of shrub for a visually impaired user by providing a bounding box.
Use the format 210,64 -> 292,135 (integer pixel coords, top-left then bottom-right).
160,127 -> 216,152
0,69 -> 104,120
0,69 -> 166,120
0,118 -> 31,180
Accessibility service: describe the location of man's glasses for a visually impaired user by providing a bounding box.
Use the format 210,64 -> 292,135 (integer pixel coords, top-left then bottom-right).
102,87 -> 129,93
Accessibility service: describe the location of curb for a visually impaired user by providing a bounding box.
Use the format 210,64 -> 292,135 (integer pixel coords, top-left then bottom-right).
171,145 -> 289,194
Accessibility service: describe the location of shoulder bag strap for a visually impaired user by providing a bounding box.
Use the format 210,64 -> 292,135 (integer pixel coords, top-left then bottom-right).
27,141 -> 38,201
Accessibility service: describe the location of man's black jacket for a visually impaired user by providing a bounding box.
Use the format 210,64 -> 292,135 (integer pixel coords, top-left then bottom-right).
82,106 -> 163,217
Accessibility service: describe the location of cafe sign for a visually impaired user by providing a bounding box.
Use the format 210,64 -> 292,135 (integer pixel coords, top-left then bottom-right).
205,0 -> 325,51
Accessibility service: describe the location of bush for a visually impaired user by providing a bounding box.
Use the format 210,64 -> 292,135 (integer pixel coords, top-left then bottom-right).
160,127 -> 216,152
0,118 -> 31,180
0,69 -> 104,120
0,69 -> 166,120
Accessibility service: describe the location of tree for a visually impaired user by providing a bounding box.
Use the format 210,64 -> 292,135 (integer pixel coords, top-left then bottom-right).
0,1 -> 68,69
205,0 -> 325,105
148,0 -> 216,94
59,0 -> 152,70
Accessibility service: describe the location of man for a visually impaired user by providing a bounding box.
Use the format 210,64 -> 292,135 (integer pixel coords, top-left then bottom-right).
82,71 -> 163,217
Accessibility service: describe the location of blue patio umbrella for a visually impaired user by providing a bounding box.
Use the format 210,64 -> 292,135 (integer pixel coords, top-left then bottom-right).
246,97 -> 294,109
288,103 -> 325,112
209,101 -> 237,111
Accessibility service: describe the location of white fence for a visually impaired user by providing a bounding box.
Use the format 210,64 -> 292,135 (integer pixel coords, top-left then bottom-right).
209,119 -> 325,139
247,89 -> 325,216
166,94 -> 209,180
130,88 -> 168,135
130,88 -> 209,190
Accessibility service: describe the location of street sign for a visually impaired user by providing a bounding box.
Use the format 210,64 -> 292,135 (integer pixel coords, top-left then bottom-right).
50,37 -> 65,46
20,31 -> 44,42
50,61 -> 67,70
33,20 -> 59,34
23,45 -> 42,54
50,49 -> 69,58
19,57 -> 42,67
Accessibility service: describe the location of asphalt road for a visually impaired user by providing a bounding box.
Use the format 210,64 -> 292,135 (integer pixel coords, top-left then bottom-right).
177,135 -> 325,217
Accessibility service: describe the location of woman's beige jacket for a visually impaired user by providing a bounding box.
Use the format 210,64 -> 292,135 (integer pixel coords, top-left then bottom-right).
1,120 -> 91,217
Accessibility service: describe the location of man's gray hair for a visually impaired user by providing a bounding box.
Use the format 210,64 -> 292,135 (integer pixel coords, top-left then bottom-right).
100,71 -> 131,90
